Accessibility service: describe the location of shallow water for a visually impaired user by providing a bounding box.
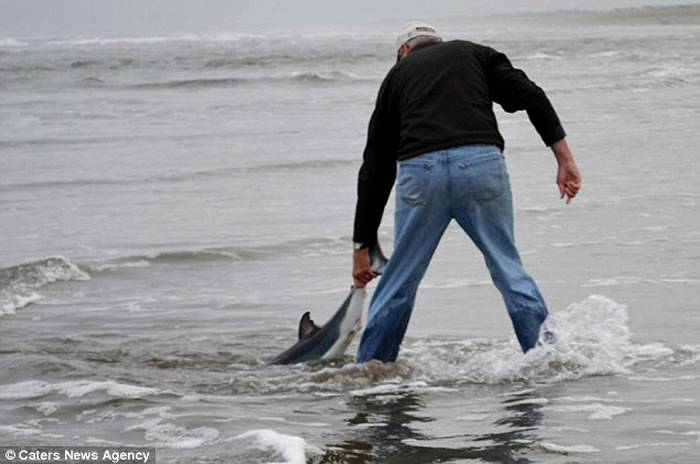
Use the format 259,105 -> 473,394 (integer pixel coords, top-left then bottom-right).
1,6 -> 700,463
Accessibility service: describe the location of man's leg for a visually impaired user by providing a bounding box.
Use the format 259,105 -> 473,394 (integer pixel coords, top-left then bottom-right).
449,148 -> 548,352
357,154 -> 451,363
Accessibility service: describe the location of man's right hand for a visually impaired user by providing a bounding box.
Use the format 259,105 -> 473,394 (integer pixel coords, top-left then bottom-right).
352,248 -> 378,288
551,138 -> 581,204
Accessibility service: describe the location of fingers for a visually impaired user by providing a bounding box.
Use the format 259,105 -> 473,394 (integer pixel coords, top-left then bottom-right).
563,180 -> 580,204
352,269 -> 377,287
352,247 -> 377,287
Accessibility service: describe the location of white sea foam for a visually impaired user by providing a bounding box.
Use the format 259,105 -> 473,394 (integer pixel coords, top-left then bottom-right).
420,279 -> 491,290
584,276 -> 700,287
89,260 -> 151,271
659,278 -> 700,284
137,421 -> 219,449
35,401 -> 59,416
583,276 -> 652,287
235,429 -> 308,464
399,295 -> 671,385
46,35 -> 204,47
546,403 -> 629,420
525,52 -> 564,61
11,292 -> 43,309
627,374 -> 700,382
506,397 -> 549,407
0,38 -> 27,47
258,295 -> 675,394
0,380 -> 159,400
41,32 -> 385,48
0,256 -> 89,316
350,381 -> 458,397
0,424 -> 42,436
648,65 -> 697,81
539,442 -> 600,453
616,441 -> 694,451
588,50 -> 625,58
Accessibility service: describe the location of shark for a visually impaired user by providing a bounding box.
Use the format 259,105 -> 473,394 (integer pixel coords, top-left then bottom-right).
269,243 -> 388,365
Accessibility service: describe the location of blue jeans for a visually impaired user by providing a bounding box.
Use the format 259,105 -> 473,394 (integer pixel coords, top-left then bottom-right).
357,145 -> 548,363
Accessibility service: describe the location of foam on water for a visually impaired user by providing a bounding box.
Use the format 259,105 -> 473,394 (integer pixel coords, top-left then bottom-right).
127,420 -> 220,449
0,380 -> 159,400
85,237 -> 351,273
546,403 -> 630,420
401,295 -> 661,385
539,442 -> 600,454
0,38 -> 27,48
0,256 -> 89,316
235,429 -> 309,464
244,295 -> 677,395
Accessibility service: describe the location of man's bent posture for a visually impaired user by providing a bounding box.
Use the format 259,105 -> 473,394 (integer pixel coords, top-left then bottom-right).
351,22 -> 581,363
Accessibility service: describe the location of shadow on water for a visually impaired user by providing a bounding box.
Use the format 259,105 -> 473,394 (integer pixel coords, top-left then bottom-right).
314,390 -> 544,464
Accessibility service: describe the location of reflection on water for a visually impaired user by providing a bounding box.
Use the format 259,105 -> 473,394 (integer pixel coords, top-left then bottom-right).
316,390 -> 545,463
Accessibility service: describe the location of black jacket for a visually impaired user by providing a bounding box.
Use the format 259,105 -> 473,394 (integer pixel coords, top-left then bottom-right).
353,40 -> 566,246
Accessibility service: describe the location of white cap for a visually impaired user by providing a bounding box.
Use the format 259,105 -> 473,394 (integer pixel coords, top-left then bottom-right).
395,21 -> 441,50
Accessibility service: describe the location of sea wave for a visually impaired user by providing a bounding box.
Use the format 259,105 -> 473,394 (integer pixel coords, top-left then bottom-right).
0,256 -> 89,317
0,379 -> 159,401
128,71 -> 369,90
224,295 -> 679,395
127,419 -> 219,449
38,32 -> 385,48
0,52 -> 381,75
0,158 -> 355,192
233,429 -> 309,464
130,77 -> 250,90
86,237 -> 350,272
0,38 -> 27,48
400,295 -> 674,385
46,35 -> 212,47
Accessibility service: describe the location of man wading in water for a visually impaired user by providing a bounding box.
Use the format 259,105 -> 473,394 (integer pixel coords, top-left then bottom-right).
351,22 -> 581,363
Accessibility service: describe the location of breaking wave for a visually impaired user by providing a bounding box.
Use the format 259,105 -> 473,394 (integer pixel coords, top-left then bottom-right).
233,430 -> 310,464
222,295 -> 679,395
86,237 -> 350,272
0,256 -> 89,317
0,379 -> 159,401
130,77 -> 250,90
0,38 -> 27,48
0,157 -> 355,192
128,71 -> 367,90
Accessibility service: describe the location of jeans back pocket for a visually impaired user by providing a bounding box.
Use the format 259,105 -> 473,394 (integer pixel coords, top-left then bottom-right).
397,162 -> 432,207
457,156 -> 508,202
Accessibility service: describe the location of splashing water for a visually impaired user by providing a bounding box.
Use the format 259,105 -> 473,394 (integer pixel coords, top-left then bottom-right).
0,256 -> 89,316
229,295 -> 676,396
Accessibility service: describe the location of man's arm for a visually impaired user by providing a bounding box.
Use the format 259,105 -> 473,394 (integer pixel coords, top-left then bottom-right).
352,77 -> 398,287
486,47 -> 581,203
486,47 -> 566,146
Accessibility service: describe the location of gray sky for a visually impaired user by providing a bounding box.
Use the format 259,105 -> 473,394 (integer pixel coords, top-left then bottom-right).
0,0 -> 696,37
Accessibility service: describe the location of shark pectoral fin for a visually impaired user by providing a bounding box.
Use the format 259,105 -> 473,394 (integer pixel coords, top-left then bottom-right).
298,311 -> 321,340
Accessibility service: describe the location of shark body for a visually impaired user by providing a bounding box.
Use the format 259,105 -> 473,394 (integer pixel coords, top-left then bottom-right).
269,287 -> 366,365
268,243 -> 387,365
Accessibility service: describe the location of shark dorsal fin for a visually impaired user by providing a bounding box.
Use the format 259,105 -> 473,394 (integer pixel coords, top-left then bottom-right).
298,311 -> 321,340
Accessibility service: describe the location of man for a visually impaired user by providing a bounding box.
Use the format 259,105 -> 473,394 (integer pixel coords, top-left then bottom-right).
351,22 -> 581,363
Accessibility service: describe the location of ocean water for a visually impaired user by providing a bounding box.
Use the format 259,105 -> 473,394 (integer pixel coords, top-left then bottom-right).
2,6 -> 700,463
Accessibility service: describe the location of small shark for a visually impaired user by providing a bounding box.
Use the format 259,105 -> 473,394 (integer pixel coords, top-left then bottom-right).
269,243 -> 388,365
269,287 -> 366,365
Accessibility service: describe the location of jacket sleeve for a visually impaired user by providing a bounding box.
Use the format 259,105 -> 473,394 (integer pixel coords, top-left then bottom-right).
352,75 -> 398,247
486,47 -> 566,146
